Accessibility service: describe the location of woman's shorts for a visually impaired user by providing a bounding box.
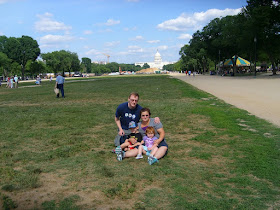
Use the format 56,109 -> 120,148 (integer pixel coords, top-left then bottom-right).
158,139 -> 168,148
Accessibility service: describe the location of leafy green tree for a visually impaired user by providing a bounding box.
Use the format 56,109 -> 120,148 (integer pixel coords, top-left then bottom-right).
25,60 -> 46,78
17,36 -> 40,79
0,52 -> 11,77
7,62 -> 21,77
135,65 -> 142,72
91,63 -> 98,74
142,63 -> 150,69
0,36 -> 8,53
174,60 -> 183,72
2,36 -> 40,79
42,50 -> 80,76
81,57 -> 92,73
105,62 -> 119,72
3,37 -> 21,63
163,63 -> 175,71
243,0 -> 280,75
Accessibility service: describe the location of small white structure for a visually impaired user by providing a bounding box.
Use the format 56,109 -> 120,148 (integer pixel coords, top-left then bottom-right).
135,50 -> 176,70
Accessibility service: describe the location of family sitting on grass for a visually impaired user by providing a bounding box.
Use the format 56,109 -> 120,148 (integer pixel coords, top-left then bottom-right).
113,92 -> 168,165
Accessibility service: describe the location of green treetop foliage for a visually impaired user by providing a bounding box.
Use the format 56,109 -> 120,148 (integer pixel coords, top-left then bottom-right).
0,35 -> 40,79
0,52 -> 11,76
41,50 -> 80,76
142,63 -> 150,69
242,0 -> 280,74
179,0 -> 280,75
81,57 -> 92,73
25,60 -> 46,78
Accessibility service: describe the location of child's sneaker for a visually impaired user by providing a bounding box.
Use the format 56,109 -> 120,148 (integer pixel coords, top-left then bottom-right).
148,157 -> 159,165
147,155 -> 153,162
136,154 -> 143,159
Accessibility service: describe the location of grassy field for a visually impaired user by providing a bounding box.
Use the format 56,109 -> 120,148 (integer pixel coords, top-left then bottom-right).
0,75 -> 279,209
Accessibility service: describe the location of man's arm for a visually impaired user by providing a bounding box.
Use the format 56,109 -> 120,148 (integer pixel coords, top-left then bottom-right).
115,116 -> 124,136
154,117 -> 160,124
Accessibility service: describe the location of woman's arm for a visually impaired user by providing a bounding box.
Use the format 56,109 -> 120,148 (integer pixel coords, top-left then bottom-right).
154,128 -> 165,145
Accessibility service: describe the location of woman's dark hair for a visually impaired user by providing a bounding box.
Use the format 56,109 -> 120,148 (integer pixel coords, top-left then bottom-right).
140,108 -> 151,116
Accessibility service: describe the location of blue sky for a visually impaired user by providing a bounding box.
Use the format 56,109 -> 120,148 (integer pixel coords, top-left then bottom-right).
0,0 -> 247,64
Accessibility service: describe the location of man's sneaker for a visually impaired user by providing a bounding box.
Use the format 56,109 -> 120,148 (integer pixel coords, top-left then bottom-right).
115,146 -> 123,161
148,157 -> 159,165
136,154 -> 143,159
117,152 -> 123,161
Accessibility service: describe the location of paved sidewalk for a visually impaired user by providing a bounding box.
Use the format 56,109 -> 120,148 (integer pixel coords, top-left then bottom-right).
171,73 -> 280,127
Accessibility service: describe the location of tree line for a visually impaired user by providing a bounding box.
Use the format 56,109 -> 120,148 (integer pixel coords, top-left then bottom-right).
165,0 -> 280,75
0,35 -> 150,79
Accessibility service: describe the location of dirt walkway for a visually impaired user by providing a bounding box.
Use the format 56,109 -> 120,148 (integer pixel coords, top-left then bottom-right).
171,73 -> 280,128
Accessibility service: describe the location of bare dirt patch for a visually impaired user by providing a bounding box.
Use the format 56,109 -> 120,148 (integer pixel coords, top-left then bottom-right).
171,73 -> 280,127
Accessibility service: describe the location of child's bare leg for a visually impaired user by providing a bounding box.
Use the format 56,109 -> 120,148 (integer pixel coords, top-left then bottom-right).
150,147 -> 158,157
120,141 -> 130,150
138,145 -> 143,155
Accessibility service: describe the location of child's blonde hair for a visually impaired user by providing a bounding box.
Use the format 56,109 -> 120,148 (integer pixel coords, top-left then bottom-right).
145,126 -> 156,135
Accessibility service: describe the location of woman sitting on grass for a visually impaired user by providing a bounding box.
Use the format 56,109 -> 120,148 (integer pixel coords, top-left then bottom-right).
137,108 -> 168,165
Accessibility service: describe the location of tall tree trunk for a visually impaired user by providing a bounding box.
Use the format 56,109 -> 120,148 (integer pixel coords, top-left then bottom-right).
272,62 -> 277,75
21,65 -> 25,80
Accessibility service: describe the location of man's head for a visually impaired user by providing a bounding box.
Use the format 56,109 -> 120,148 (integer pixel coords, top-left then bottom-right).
128,92 -> 139,109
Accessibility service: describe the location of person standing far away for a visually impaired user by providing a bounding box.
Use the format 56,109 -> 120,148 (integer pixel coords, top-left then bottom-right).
10,76 -> 14,88
6,77 -> 10,88
55,73 -> 65,98
14,75 -> 18,88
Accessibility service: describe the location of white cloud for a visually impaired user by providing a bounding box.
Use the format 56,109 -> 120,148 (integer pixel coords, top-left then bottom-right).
40,34 -> 74,44
105,19 -> 120,26
83,30 -> 93,35
157,8 -> 242,32
98,29 -> 113,33
178,33 -> 192,40
35,12 -> 72,32
128,45 -> 144,53
147,40 -> 160,44
158,45 -> 168,51
130,35 -> 144,41
85,49 -> 100,56
105,41 -> 120,47
124,26 -> 137,31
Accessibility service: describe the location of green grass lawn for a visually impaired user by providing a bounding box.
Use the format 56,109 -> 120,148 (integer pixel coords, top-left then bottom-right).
0,75 -> 279,209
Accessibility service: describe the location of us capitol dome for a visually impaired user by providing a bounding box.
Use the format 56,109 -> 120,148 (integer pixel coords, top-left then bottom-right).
135,50 -> 175,70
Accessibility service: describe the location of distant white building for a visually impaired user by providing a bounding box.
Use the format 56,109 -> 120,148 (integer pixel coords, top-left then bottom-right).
135,50 -> 176,70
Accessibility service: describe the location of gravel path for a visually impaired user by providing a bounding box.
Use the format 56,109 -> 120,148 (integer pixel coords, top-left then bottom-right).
171,73 -> 280,128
